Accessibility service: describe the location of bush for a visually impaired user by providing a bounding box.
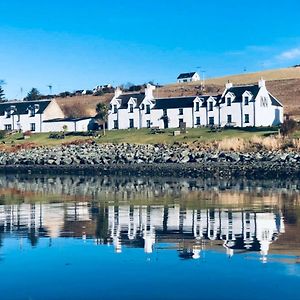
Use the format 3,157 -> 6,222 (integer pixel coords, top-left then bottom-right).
0,130 -> 6,139
49,133 -> 65,139
280,118 -> 298,136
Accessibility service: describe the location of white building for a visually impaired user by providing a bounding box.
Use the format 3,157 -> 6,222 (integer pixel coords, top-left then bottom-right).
0,99 -> 95,133
177,72 -> 200,83
107,80 -> 283,130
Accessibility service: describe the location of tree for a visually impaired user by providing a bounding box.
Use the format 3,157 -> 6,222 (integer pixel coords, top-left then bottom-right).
25,88 -> 41,101
0,80 -> 5,102
96,103 -> 109,135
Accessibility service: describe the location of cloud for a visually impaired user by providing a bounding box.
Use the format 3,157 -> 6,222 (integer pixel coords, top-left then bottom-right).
276,47 -> 300,60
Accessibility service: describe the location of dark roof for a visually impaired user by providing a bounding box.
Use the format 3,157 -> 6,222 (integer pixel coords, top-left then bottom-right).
222,85 -> 260,103
177,72 -> 197,79
152,96 -> 197,110
222,84 -> 283,107
0,100 -> 52,116
43,117 -> 93,123
117,93 -> 145,109
269,93 -> 283,107
198,95 -> 222,107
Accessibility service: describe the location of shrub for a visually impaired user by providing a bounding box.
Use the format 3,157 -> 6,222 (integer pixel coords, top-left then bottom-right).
280,118 -> 298,136
49,133 -> 64,139
0,130 -> 6,139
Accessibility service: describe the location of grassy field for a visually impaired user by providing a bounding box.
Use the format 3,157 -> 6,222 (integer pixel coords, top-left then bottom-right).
0,127 -> 280,150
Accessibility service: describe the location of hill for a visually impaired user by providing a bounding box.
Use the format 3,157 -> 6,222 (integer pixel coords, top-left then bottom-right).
55,66 -> 300,119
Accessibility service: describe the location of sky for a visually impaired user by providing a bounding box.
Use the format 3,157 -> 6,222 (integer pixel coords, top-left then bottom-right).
1,0 -> 300,99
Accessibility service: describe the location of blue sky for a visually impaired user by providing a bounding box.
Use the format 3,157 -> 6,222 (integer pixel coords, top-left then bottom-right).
1,0 -> 300,99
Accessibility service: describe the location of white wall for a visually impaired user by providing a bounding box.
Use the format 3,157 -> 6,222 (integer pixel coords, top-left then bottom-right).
43,119 -> 93,132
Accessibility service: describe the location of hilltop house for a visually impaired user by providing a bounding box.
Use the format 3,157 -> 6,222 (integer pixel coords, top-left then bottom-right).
107,79 -> 283,130
177,72 -> 200,83
0,99 -> 95,133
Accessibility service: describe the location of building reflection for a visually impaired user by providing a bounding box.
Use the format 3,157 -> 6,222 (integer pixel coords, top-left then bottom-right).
0,202 -> 285,261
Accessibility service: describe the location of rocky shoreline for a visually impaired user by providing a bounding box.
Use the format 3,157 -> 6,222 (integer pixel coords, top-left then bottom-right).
0,143 -> 299,179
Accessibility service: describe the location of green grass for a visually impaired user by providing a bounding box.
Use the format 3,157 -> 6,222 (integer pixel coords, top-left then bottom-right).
0,127 -> 280,149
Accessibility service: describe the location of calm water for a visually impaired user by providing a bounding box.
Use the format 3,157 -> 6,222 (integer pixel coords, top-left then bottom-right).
0,175 -> 299,300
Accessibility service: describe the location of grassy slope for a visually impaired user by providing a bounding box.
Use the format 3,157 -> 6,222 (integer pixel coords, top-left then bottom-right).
53,67 -> 300,120
1,127 -> 278,150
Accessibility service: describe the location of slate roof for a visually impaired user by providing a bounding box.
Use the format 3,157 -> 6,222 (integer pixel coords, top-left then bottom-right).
269,93 -> 283,107
222,85 -> 260,104
117,93 -> 145,109
43,117 -> 92,123
221,84 -> 283,107
198,95 -> 222,107
152,96 -> 197,110
177,72 -> 197,79
0,100 -> 52,116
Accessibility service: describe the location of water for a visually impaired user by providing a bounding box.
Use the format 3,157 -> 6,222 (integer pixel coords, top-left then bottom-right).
0,175 -> 299,300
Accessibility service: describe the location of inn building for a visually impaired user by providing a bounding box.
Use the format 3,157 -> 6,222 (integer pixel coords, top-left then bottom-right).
108,80 -> 283,130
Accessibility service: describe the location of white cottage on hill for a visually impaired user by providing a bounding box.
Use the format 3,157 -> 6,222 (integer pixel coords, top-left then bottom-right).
107,79 -> 284,130
0,99 -> 95,133
177,72 -> 200,83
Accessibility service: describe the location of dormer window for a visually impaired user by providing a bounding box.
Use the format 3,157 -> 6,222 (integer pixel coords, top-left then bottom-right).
244,96 -> 249,105
30,109 -> 35,117
113,104 -> 117,114
227,97 -> 231,106
129,104 -> 134,113
146,104 -> 151,114
208,102 -> 213,111
179,108 -> 183,115
6,111 -> 11,118
195,102 -> 200,112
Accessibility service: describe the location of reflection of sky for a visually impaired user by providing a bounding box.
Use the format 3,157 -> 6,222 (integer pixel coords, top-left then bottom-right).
0,238 -> 299,300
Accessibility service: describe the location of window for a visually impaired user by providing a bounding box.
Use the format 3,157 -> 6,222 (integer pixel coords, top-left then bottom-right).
179,108 -> 183,115
208,102 -> 213,111
227,97 -> 231,106
245,114 -> 249,124
260,97 -> 268,107
244,96 -> 249,106
30,109 -> 35,117
209,117 -> 214,125
146,105 -> 151,114
163,109 -> 167,116
113,105 -> 117,114
129,104 -> 134,113
146,120 -> 151,128
30,123 -> 36,132
6,111 -> 11,118
227,115 -> 232,123
129,119 -> 134,128
196,117 -> 200,125
195,102 -> 200,112
113,120 -> 118,129
179,118 -> 184,127
4,124 -> 11,131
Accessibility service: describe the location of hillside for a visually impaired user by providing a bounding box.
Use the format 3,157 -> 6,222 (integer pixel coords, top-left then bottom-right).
55,66 -> 300,119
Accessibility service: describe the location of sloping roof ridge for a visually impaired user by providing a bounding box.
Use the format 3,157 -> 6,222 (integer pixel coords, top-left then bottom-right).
155,95 -> 198,100
0,99 -> 52,105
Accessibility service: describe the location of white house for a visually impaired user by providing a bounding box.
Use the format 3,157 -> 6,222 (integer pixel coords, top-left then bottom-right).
108,84 -> 156,130
107,80 -> 283,130
218,79 -> 283,127
177,72 -> 200,83
0,99 -> 65,132
0,99 -> 96,133
43,117 -> 96,132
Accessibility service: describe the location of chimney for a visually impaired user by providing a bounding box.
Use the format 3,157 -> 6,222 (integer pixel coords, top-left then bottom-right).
225,81 -> 233,90
114,87 -> 122,98
258,78 -> 266,88
145,83 -> 156,99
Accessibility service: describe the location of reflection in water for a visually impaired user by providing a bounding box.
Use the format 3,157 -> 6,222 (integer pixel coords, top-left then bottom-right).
0,175 -> 300,300
0,202 -> 288,262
